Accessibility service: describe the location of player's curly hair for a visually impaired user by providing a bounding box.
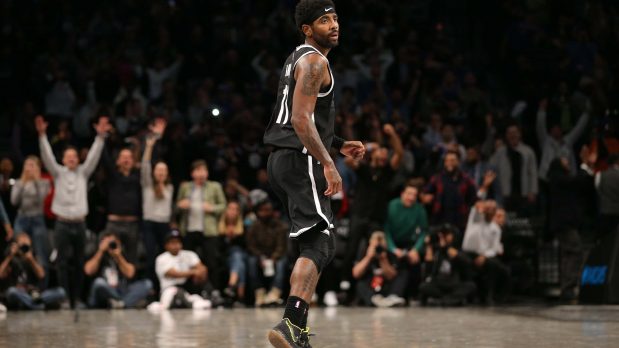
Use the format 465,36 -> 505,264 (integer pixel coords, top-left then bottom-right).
294,0 -> 336,30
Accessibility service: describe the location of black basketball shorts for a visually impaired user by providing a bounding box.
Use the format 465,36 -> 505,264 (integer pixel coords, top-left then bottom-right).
267,148 -> 334,237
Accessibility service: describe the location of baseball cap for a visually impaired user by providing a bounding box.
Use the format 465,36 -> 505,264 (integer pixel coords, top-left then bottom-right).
164,229 -> 182,243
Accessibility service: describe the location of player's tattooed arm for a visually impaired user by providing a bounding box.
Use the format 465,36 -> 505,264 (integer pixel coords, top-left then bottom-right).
291,54 -> 332,166
300,59 -> 325,96
292,53 -> 342,196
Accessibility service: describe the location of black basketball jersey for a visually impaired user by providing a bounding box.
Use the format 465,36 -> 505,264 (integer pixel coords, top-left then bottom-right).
263,44 -> 335,153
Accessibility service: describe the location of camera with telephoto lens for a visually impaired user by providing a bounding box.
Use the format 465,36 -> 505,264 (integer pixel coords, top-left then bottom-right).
108,241 -> 118,250
428,232 -> 441,249
373,232 -> 386,256
19,244 -> 30,254
375,245 -> 385,255
427,223 -> 456,251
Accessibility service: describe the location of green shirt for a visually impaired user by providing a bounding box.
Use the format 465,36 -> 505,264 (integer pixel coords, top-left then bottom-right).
384,198 -> 428,252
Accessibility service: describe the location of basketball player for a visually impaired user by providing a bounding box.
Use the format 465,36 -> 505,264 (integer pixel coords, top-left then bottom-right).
263,1 -> 365,347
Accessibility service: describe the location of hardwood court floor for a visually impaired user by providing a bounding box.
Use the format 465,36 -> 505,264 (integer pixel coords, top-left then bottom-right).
1,305 -> 618,347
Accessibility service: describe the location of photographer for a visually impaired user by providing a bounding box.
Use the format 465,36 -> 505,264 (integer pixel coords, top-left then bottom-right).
352,231 -> 406,307
0,234 -> 66,310
419,225 -> 476,306
84,232 -> 153,308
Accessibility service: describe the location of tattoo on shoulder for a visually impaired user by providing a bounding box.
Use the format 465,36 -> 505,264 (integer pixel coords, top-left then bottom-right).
301,60 -> 324,96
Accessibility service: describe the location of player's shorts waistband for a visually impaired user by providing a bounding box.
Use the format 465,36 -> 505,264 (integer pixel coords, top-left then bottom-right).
271,146 -> 303,154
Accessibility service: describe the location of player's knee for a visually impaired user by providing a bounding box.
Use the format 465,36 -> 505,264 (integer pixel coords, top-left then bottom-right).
303,249 -> 327,274
301,235 -> 334,274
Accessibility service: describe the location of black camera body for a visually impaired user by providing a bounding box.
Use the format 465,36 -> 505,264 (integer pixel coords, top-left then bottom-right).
426,223 -> 457,251
375,245 -> 385,255
108,241 -> 118,250
19,244 -> 30,254
428,233 -> 440,247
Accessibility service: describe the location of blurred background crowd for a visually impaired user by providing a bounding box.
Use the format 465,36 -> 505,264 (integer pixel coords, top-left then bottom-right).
0,0 -> 618,310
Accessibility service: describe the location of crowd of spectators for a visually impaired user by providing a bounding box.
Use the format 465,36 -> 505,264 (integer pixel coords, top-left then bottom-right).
1,0 -> 618,311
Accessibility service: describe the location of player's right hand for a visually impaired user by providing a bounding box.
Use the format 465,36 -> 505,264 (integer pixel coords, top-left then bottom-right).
323,163 -> 342,197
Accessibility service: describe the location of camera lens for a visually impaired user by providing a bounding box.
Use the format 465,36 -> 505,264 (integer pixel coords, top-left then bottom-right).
109,241 -> 118,250
19,244 -> 30,254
